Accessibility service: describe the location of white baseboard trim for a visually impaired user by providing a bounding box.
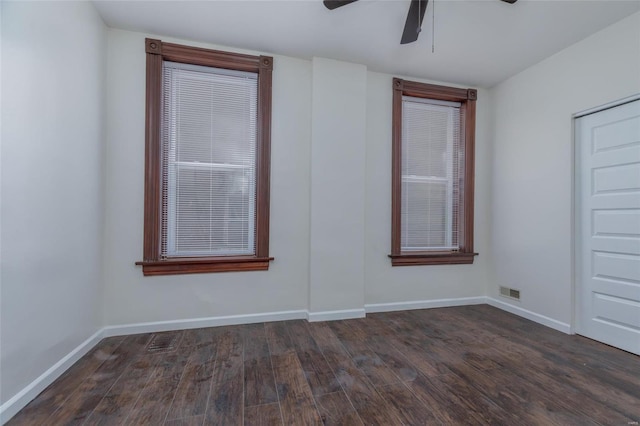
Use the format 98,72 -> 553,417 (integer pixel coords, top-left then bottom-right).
307,309 -> 366,322
102,310 -> 308,337
0,329 -> 104,424
365,296 -> 486,313
486,297 -> 572,334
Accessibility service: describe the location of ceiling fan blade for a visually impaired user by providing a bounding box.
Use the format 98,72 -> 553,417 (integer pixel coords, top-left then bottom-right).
500,0 -> 517,3
323,0 -> 359,10
400,0 -> 429,45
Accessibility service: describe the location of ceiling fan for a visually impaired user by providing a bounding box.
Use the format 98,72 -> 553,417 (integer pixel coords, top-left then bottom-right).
323,0 -> 518,44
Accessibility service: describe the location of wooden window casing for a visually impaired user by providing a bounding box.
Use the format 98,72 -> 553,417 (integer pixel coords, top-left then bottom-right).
389,78 -> 477,266
136,39 -> 273,276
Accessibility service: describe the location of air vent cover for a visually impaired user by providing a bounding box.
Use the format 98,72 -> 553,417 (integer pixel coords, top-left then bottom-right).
500,286 -> 521,300
147,331 -> 182,353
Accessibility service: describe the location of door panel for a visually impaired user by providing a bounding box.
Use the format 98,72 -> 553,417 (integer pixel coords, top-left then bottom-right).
592,277 -> 640,302
593,209 -> 640,236
592,115 -> 640,152
593,251 -> 640,282
592,292 -> 640,329
576,99 -> 640,355
593,163 -> 640,193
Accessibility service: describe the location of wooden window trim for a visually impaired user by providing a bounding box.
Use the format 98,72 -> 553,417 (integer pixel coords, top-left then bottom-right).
389,78 -> 477,266
136,39 -> 273,276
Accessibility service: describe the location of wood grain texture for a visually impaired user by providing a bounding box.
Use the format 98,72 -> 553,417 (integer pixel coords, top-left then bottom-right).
243,324 -> 278,407
8,305 -> 640,426
285,320 -> 340,395
6,336 -> 125,426
447,360 -> 599,425
425,369 -> 519,425
306,322 -> 404,425
344,318 -> 419,382
327,320 -> 401,386
45,334 -> 150,425
314,391 -> 363,426
203,326 -> 245,426
376,382 -> 440,425
165,342 -> 217,420
164,415 -> 205,426
181,327 -> 219,348
264,321 -> 295,356
271,352 -> 323,426
84,350 -> 160,425
402,373 -> 462,424
125,349 -> 191,425
244,403 -> 283,426
362,314 -> 450,376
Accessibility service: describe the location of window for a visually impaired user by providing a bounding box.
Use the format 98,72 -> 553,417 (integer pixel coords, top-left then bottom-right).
389,78 -> 477,266
136,39 -> 273,276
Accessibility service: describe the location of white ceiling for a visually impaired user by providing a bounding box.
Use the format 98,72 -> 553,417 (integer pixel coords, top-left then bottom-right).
94,0 -> 640,88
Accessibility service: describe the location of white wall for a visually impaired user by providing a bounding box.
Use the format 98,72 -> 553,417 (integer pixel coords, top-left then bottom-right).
490,12 -> 640,326
365,72 -> 493,305
0,0 -> 106,407
309,58 -> 367,315
103,29 -> 312,325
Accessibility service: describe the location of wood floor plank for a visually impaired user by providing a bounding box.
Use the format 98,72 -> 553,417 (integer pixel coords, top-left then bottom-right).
562,350 -> 640,392
164,414 -> 205,426
425,370 -> 523,425
125,348 -> 191,425
6,336 -> 125,426
383,310 -> 458,343
285,320 -> 341,395
345,318 -> 419,382
244,403 -> 283,426
375,382 -> 440,425
243,323 -> 278,407
403,373 -> 466,424
203,326 -> 245,426
181,327 -> 219,347
362,314 -> 455,376
264,321 -> 295,356
455,306 -> 640,421
407,307 -> 478,344
448,361 -> 599,426
84,349 -> 161,425
427,309 -> 547,368
379,310 -> 472,367
271,352 -> 323,426
306,322 -> 404,425
571,334 -> 640,375
327,321 -> 401,386
314,391 -> 363,426
408,309 -> 508,370
406,370 -> 520,425
45,334 -> 150,425
165,342 -> 217,421
500,356 -> 638,424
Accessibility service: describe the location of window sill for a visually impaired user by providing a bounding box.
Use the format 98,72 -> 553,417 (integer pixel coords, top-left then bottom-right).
135,256 -> 274,276
388,252 -> 477,266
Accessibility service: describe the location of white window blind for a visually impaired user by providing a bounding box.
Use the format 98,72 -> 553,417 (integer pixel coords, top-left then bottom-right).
161,61 -> 258,257
401,96 -> 463,251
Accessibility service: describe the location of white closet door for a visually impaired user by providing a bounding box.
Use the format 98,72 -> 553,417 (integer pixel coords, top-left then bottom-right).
576,99 -> 640,355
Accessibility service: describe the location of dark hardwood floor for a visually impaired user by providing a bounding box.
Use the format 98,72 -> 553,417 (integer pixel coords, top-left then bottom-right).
8,305 -> 640,425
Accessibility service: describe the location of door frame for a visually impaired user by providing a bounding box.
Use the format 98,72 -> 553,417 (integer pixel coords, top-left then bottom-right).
572,93 -> 640,336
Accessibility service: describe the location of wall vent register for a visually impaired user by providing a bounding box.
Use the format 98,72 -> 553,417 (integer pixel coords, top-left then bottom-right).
500,286 -> 521,300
